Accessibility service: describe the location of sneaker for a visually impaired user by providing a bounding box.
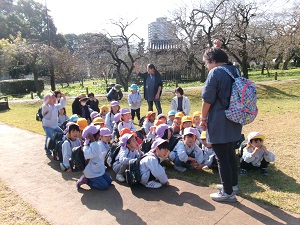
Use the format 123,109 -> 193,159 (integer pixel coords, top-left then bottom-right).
202,165 -> 210,170
216,184 -> 240,194
174,165 -> 187,173
60,163 -> 69,171
116,173 -> 125,182
145,180 -> 162,189
45,149 -> 51,155
76,175 -> 87,188
240,169 -> 247,175
260,168 -> 269,176
210,190 -> 237,203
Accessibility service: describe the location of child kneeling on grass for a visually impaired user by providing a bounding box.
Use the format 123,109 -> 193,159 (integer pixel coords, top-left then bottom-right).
76,125 -> 112,190
139,138 -> 170,188
113,133 -> 143,182
240,132 -> 275,176
169,127 -> 205,172
60,123 -> 82,172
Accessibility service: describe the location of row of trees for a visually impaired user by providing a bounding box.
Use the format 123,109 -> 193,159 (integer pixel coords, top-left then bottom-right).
0,0 -> 299,92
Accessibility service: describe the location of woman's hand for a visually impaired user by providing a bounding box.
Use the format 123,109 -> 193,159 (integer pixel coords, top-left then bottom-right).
200,120 -> 207,131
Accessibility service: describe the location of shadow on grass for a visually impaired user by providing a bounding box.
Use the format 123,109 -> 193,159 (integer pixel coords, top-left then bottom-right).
257,84 -> 299,99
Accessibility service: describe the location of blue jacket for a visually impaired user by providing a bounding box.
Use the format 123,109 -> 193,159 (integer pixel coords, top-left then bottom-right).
138,72 -> 163,100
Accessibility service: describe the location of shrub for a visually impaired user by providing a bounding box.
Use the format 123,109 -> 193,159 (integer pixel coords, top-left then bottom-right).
0,79 -> 44,94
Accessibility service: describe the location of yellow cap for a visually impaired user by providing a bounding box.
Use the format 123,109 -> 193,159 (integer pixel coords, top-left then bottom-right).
193,111 -> 201,118
93,117 -> 105,125
77,118 -> 88,131
181,116 -> 192,123
200,131 -> 206,139
100,105 -> 109,112
175,112 -> 184,118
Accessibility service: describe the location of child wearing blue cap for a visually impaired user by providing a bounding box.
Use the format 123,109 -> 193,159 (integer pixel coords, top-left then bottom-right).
128,84 -> 142,121
167,110 -> 176,126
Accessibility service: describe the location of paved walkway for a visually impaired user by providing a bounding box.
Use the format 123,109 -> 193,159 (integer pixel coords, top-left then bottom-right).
0,123 -> 299,225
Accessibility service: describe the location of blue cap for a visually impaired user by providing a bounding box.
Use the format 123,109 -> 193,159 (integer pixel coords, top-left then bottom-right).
168,110 -> 176,116
69,114 -> 79,122
130,84 -> 138,90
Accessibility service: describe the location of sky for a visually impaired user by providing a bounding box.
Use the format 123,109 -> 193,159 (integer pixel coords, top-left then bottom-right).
38,0 -> 291,44
38,0 -> 188,43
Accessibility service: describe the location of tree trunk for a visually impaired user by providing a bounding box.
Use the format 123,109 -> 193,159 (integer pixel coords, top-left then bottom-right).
49,61 -> 56,91
200,64 -> 206,83
273,53 -> 283,69
281,52 -> 295,70
261,63 -> 265,75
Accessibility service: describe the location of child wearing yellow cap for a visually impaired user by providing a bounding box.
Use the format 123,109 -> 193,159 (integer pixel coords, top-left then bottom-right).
240,132 -> 275,176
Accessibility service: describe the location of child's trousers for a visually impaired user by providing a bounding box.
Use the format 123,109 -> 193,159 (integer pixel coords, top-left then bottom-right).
86,173 -> 112,190
240,158 -> 269,170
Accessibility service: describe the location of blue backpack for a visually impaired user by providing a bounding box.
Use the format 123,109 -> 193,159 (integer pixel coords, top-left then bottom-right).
220,66 -> 258,125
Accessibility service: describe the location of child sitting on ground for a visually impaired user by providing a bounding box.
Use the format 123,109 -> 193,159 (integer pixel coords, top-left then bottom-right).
172,112 -> 184,134
60,123 -> 82,172
92,117 -> 105,128
200,131 -> 218,169
113,133 -> 143,182
167,110 -> 176,126
100,105 -> 109,120
240,132 -> 275,176
118,108 -> 136,133
128,84 -> 142,121
97,127 -> 112,159
105,101 -> 120,132
192,111 -> 202,134
169,127 -> 205,172
157,114 -> 167,124
142,111 -> 156,135
76,125 -> 113,190
90,111 -> 100,122
139,138 -> 170,188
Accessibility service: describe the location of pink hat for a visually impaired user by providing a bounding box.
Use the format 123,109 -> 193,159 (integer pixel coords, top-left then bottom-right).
120,108 -> 130,115
183,127 -> 197,136
82,125 -> 100,145
151,138 -> 168,150
113,113 -> 121,123
43,93 -> 53,103
100,128 -> 112,136
90,111 -> 100,120
110,101 -> 119,107
155,124 -> 169,138
119,133 -> 134,149
157,114 -> 167,120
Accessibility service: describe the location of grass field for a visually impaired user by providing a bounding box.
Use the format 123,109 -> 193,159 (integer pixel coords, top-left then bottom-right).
0,78 -> 300,223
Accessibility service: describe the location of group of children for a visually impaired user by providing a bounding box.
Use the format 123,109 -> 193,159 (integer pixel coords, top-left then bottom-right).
42,86 -> 276,191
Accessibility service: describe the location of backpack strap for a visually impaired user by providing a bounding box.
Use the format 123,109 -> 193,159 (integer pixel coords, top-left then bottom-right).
219,66 -> 241,79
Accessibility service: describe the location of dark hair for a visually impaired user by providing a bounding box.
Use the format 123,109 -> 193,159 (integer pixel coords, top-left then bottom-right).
68,124 -> 80,133
147,64 -> 161,76
93,130 -> 100,138
54,89 -> 61,97
203,47 -> 229,64
162,128 -> 170,140
157,141 -> 169,150
59,107 -> 66,115
88,92 -> 94,97
175,87 -> 184,95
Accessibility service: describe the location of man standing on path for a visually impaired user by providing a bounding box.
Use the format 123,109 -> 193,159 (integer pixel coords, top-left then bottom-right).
134,62 -> 163,115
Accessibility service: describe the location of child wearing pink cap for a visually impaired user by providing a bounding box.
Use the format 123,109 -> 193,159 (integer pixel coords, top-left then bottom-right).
97,128 -> 112,159
117,108 -> 136,133
105,101 -> 120,132
76,125 -> 112,190
169,127 -> 205,172
112,133 -> 143,182
139,138 -> 170,188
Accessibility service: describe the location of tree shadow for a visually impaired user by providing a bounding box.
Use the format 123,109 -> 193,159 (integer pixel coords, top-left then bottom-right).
130,183 -> 215,211
80,184 -> 147,225
257,84 -> 299,98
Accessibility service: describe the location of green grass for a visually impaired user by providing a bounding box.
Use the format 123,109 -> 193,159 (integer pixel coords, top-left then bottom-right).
1,78 -> 300,215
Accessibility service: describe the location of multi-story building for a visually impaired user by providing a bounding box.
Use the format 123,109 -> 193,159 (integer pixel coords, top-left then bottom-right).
148,17 -> 178,49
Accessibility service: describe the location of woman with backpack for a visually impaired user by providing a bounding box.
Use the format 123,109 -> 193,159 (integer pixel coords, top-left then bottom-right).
200,40 -> 242,203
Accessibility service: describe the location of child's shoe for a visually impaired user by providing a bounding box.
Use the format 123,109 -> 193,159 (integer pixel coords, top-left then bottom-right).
45,149 -> 51,155
60,163 -> 69,171
174,165 -> 187,173
76,175 -> 87,188
260,168 -> 268,176
240,169 -> 247,176
116,173 -> 125,182
210,190 -> 237,203
145,180 -> 162,189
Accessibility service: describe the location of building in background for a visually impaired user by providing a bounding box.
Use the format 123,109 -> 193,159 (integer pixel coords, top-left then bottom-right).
148,17 -> 178,50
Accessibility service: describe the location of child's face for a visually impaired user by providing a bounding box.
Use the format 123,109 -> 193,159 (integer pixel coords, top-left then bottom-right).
122,113 -> 131,122
251,138 -> 263,148
149,114 -> 156,123
127,136 -> 138,150
101,110 -> 108,116
59,108 -> 65,115
193,116 -> 200,125
175,117 -> 182,124
182,121 -> 192,128
184,134 -> 196,147
168,115 -> 175,121
111,105 -> 119,113
157,147 -> 170,159
69,129 -> 80,140
101,135 -> 111,144
131,90 -> 137,93
202,139 -> 212,148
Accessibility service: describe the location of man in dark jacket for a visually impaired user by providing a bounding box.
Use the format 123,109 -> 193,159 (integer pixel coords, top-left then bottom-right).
107,84 -> 123,102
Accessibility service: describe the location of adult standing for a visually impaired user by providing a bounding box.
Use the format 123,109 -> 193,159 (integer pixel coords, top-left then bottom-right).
200,40 -> 242,202
171,87 -> 191,115
134,62 -> 163,115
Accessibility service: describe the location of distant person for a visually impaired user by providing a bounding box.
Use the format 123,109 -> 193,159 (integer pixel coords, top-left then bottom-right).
128,84 -> 142,121
54,89 -> 61,103
134,62 -> 163,115
58,107 -> 69,130
72,94 -> 93,123
107,84 -> 123,102
87,92 -> 100,112
171,87 -> 191,115
42,92 -> 66,155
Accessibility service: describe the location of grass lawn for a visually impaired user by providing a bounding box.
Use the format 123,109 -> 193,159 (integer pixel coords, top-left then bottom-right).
0,78 -> 299,223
